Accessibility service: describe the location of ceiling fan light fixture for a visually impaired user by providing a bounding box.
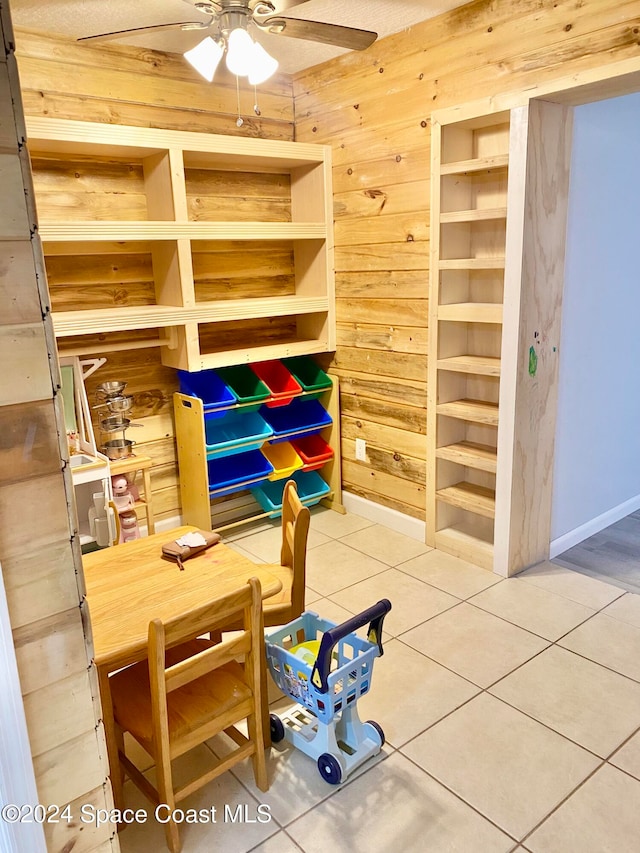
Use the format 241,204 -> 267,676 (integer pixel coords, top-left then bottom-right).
225,27 -> 255,76
248,40 -> 278,85
183,36 -> 223,82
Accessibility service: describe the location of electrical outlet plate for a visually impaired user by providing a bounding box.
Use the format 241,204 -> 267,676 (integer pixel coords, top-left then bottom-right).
355,438 -> 367,461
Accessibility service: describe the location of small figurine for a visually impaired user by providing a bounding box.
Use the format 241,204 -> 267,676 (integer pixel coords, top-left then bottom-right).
111,474 -> 135,514
119,509 -> 141,543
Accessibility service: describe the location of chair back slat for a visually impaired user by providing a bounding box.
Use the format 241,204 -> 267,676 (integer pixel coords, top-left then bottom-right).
278,481 -> 310,618
159,583 -> 254,648
284,519 -> 295,555
280,480 -> 310,571
165,633 -> 251,693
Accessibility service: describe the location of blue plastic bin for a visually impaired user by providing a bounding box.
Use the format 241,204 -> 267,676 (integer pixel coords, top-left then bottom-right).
178,369 -> 236,416
252,470 -> 330,517
204,410 -> 273,459
259,398 -> 332,443
207,450 -> 274,497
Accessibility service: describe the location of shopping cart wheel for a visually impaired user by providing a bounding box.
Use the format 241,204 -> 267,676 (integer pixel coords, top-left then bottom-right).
365,719 -> 385,747
317,753 -> 342,785
269,713 -> 285,744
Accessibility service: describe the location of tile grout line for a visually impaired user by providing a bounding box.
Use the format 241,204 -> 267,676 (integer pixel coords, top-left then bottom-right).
397,748 -> 521,845
236,518 -> 640,848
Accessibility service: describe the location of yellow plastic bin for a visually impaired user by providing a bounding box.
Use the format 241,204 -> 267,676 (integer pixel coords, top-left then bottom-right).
261,441 -> 304,481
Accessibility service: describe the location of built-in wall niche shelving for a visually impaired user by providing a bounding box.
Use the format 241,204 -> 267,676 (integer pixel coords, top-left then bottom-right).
427,111 -> 511,570
428,99 -> 572,576
24,117 -> 335,371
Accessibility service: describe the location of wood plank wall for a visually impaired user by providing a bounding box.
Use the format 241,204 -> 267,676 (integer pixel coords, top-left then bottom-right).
293,0 -> 640,521
14,28 -> 295,527
0,5 -> 115,852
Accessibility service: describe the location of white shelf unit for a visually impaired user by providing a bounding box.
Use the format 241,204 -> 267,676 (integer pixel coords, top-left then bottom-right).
24,117 -> 336,371
427,99 -> 572,576
427,112 -> 510,570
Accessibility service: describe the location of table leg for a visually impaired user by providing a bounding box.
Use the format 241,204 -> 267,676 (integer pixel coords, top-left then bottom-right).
97,665 -> 124,811
258,610 -> 272,751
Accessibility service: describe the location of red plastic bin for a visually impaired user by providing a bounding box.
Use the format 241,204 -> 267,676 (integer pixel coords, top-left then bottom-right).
290,433 -> 334,471
250,360 -> 302,408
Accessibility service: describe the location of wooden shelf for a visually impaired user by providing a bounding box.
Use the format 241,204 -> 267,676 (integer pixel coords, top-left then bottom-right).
440,207 -> 507,223
438,303 -> 503,324
439,258 -> 505,270
196,339 -> 331,371
435,441 -> 497,473
440,154 -> 509,175
434,526 -> 494,570
39,221 -> 327,242
26,116 -> 336,371
436,398 -> 499,426
52,296 -> 329,337
26,116 -> 326,168
437,355 -> 501,376
436,481 -> 496,518
428,110 -> 512,571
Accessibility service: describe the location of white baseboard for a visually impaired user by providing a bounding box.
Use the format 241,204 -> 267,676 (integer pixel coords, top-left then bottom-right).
152,498 -> 429,544
550,492 -> 640,558
342,492 -> 426,542
139,514 -> 183,537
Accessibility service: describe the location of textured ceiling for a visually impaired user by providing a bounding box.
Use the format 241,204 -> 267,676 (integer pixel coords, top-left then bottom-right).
10,0 -> 469,74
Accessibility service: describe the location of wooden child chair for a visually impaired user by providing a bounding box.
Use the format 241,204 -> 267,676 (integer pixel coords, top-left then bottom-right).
261,479 -> 311,627
109,577 -> 268,853
223,480 -> 311,632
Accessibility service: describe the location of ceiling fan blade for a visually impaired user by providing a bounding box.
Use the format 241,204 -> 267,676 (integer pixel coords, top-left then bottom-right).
77,21 -> 209,44
258,16 -> 377,51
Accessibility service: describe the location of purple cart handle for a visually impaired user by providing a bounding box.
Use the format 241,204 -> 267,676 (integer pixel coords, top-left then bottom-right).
309,599 -> 392,694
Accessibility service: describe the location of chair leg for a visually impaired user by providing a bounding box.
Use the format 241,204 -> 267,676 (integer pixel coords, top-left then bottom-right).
114,725 -> 126,780
98,666 -> 124,810
164,815 -> 181,853
247,711 -> 269,793
155,753 -> 180,852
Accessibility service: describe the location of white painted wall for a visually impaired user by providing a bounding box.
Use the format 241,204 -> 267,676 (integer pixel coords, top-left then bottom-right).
550,92 -> 640,553
0,569 -> 46,853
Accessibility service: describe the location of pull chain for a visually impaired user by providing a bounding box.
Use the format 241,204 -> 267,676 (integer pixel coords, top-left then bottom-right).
236,75 -> 244,127
253,84 -> 261,116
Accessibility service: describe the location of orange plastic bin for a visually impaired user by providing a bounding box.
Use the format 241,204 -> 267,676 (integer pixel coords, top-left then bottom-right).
290,434 -> 334,471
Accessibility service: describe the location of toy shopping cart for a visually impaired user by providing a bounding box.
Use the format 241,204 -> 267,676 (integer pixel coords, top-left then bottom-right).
265,599 -> 391,785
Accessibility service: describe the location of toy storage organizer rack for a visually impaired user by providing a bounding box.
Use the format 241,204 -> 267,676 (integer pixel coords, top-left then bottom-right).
174,357 -> 342,530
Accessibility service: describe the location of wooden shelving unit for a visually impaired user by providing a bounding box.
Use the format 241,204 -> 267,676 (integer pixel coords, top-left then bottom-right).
427,111 -> 510,570
25,117 -> 336,371
427,100 -> 572,575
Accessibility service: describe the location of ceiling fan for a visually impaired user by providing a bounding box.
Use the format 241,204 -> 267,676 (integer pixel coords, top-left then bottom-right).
78,1 -> 378,84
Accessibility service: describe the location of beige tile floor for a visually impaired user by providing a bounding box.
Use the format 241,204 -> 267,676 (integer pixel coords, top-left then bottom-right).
119,506 -> 640,853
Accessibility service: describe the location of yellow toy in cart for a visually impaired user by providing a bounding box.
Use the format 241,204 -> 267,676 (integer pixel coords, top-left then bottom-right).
265,600 -> 392,785
291,640 -> 321,668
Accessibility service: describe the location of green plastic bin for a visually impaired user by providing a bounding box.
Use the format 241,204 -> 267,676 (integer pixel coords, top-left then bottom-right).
215,365 -> 270,412
282,356 -> 332,400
